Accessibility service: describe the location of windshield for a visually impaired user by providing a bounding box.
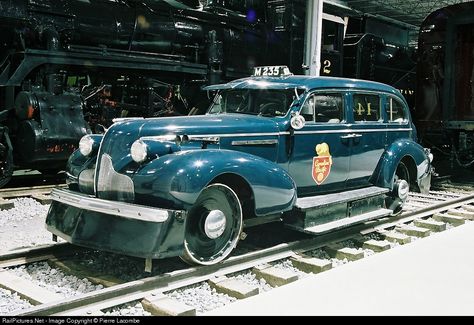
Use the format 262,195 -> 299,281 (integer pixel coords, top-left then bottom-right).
207,88 -> 298,117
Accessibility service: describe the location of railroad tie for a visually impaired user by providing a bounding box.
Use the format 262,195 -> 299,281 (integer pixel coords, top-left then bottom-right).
395,224 -> 431,238
433,213 -> 465,226
31,194 -> 52,205
0,269 -> 63,305
351,235 -> 391,252
208,275 -> 259,299
446,209 -> 474,220
377,231 -> 411,245
142,293 -> 196,316
0,198 -> 14,210
461,204 -> 474,213
413,219 -> 446,232
252,263 -> 298,287
290,254 -> 332,274
324,244 -> 364,261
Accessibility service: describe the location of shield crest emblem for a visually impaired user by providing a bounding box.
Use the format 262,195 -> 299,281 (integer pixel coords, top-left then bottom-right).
312,143 -> 332,185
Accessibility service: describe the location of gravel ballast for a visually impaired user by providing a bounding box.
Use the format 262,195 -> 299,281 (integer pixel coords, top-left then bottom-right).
167,282 -> 237,314
9,262 -> 103,298
0,288 -> 33,314
0,198 -> 53,253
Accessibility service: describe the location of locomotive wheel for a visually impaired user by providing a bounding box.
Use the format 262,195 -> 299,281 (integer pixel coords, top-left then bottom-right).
0,146 -> 13,188
386,161 -> 411,216
181,183 -> 242,265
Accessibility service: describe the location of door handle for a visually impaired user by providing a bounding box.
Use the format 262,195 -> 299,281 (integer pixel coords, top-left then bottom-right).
340,133 -> 362,139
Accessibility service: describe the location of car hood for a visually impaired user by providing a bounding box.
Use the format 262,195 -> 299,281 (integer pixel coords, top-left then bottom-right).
97,114 -> 282,172
136,114 -> 281,137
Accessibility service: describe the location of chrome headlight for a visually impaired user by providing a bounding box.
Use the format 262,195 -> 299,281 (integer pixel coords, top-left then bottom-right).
79,135 -> 95,156
131,140 -> 149,163
424,148 -> 434,163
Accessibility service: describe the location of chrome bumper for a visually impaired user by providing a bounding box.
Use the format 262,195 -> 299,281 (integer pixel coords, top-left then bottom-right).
50,188 -> 170,223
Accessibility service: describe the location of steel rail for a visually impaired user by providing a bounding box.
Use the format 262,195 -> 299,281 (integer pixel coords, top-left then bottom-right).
0,184 -> 66,199
14,191 -> 474,316
0,243 -> 83,269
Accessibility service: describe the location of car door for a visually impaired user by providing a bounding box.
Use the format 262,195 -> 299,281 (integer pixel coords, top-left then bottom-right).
346,92 -> 387,189
384,95 -> 414,146
288,91 -> 350,196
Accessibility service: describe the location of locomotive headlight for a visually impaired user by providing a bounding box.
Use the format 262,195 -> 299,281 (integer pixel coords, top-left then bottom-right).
79,135 -> 95,156
131,140 -> 149,163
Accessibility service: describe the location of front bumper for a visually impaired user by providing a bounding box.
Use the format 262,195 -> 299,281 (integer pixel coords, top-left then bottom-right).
45,188 -> 187,259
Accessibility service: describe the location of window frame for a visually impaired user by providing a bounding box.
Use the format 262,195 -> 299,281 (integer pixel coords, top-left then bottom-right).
385,95 -> 410,125
298,90 -> 346,124
350,91 -> 383,123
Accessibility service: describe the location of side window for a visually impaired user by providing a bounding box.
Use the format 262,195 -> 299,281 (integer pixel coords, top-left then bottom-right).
300,93 -> 343,123
300,95 -> 315,121
353,94 -> 381,122
386,97 -> 408,123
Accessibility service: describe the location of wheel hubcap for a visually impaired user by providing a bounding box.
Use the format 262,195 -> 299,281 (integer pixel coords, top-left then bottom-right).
396,179 -> 409,200
204,209 -> 227,239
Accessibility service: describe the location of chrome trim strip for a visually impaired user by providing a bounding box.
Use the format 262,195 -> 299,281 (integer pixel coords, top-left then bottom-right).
93,124 -> 113,195
232,139 -> 279,146
112,117 -> 144,123
294,128 -> 412,135
386,128 -> 412,132
139,128 -> 410,140
141,132 -> 283,140
51,188 -> 171,223
188,132 -> 281,138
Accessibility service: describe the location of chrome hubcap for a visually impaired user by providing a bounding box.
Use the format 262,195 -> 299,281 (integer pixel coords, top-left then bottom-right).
204,210 -> 227,239
397,179 -> 410,200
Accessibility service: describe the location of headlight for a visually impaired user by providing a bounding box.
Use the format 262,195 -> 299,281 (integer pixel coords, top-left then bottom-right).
424,148 -> 434,163
428,153 -> 434,163
131,140 -> 149,163
79,135 -> 94,156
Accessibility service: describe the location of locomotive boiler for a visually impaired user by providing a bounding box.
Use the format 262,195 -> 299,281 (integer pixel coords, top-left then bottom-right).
415,2 -> 474,168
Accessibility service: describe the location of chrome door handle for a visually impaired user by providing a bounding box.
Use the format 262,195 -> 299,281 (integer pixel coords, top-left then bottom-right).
340,133 -> 362,140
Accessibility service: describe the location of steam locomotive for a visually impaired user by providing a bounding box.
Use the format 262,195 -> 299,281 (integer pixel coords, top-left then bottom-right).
0,0 -> 416,187
415,2 -> 474,168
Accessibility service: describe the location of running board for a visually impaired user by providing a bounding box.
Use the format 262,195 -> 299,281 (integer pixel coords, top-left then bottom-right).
299,208 -> 393,234
295,186 -> 389,210
284,186 -> 392,233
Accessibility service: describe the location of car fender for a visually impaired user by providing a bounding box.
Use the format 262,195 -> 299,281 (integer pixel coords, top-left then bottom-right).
370,138 -> 431,191
132,149 -> 297,215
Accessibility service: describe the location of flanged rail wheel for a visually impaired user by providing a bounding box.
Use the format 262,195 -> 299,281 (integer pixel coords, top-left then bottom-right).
387,161 -> 410,216
181,183 -> 242,265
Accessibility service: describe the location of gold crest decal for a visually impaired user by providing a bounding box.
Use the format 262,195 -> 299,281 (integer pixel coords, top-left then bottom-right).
312,143 -> 332,185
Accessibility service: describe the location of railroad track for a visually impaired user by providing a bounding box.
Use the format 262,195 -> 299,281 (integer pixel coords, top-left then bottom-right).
0,184 -> 66,209
1,185 -> 474,316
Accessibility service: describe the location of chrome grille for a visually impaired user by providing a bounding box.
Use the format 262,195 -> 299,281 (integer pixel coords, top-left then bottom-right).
97,154 -> 135,202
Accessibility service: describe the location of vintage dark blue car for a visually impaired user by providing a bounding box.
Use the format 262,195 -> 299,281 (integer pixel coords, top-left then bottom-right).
46,67 -> 432,268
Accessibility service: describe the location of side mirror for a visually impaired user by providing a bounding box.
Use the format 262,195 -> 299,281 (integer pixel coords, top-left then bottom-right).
290,114 -> 306,130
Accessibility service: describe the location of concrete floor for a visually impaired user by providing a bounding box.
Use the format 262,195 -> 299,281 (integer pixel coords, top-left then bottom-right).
207,221 -> 474,316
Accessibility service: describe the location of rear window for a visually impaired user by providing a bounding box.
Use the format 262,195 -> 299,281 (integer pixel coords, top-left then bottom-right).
386,97 -> 408,123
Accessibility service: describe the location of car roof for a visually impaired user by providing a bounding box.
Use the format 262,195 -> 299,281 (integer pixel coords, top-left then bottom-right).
204,75 -> 402,97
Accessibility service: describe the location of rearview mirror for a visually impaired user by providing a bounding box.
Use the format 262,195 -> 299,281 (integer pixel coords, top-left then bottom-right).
290,114 -> 306,130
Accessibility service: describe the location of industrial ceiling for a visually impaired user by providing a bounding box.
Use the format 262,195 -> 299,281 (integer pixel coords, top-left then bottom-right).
342,0 -> 473,27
